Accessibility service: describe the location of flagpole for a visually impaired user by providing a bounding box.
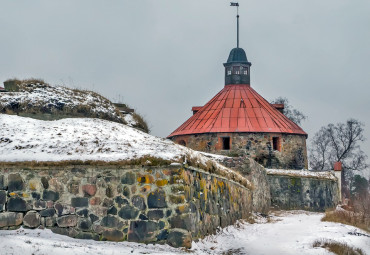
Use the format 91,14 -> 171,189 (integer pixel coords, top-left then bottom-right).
237,5 -> 239,48
230,2 -> 240,48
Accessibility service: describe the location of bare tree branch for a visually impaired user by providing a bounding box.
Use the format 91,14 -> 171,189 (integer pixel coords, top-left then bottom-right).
270,97 -> 307,125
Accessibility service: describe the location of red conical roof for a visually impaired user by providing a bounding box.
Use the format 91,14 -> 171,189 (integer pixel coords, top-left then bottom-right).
168,84 -> 307,137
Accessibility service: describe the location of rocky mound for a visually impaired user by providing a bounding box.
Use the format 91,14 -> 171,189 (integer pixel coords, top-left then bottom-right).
0,79 -> 149,133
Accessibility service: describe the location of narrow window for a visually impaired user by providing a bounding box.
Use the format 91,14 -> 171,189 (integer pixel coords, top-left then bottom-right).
178,140 -> 186,147
243,68 -> 248,75
222,137 -> 230,150
227,68 -> 231,75
272,137 -> 280,151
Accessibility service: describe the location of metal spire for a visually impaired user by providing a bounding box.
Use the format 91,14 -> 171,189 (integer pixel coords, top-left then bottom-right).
230,2 -> 240,48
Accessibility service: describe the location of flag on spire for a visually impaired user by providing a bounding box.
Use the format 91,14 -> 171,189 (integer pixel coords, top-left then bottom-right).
230,2 -> 239,6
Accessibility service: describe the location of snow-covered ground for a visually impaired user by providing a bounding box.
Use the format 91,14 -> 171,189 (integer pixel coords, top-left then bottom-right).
0,211 -> 368,255
195,211 -> 370,255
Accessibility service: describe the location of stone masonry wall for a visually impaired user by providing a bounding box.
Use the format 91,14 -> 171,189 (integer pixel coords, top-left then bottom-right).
0,163 -> 253,248
267,174 -> 340,211
208,155 -> 339,213
171,132 -> 308,170
219,156 -> 271,214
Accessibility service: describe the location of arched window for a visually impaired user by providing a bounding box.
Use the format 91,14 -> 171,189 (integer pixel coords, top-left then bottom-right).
178,140 -> 186,147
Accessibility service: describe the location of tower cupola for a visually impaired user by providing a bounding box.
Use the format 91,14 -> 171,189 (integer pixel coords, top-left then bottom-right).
223,47 -> 251,85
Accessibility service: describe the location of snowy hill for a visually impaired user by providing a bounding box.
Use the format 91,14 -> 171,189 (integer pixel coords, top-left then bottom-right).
0,115 -> 243,182
0,79 -> 150,132
0,114 -> 186,162
0,80 -> 124,123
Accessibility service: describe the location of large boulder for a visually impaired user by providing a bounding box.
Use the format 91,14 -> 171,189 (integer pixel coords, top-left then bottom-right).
23,211 -> 41,228
167,229 -> 192,249
0,212 -> 23,227
7,197 -> 28,212
8,174 -> 24,192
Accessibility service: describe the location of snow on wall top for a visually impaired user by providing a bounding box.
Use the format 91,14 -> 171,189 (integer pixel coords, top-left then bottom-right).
266,168 -> 337,181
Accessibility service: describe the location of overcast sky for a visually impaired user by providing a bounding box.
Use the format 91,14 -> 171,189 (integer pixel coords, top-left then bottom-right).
1,0 -> 369,167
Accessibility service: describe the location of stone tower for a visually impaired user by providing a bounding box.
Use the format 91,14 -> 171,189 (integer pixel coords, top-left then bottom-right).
168,6 -> 308,169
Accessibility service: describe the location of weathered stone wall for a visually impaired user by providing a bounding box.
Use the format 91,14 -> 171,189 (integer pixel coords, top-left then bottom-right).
171,132 -> 308,169
219,157 -> 271,213
267,174 -> 340,211
0,163 -> 254,248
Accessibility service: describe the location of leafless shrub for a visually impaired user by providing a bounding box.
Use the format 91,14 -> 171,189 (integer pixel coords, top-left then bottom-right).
4,78 -> 46,85
21,78 -> 46,85
132,112 -> 150,133
322,205 -> 370,233
312,238 -> 364,255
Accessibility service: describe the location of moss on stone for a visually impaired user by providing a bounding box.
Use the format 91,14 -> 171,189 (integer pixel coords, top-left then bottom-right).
156,179 -> 168,187
169,195 -> 185,204
137,175 -> 154,184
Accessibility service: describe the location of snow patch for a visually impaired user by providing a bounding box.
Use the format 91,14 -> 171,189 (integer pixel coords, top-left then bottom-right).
123,113 -> 137,127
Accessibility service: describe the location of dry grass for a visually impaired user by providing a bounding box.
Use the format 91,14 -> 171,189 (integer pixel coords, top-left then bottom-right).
4,78 -> 46,85
132,112 -> 150,133
21,78 -> 46,85
221,248 -> 244,255
0,156 -> 174,168
312,238 -> 364,255
322,208 -> 370,233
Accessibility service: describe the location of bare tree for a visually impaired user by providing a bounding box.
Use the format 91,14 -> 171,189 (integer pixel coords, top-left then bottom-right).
309,119 -> 369,198
309,127 -> 332,170
271,97 -> 307,125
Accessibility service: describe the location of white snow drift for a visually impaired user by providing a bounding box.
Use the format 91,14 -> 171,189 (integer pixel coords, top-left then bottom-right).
0,114 -> 188,162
